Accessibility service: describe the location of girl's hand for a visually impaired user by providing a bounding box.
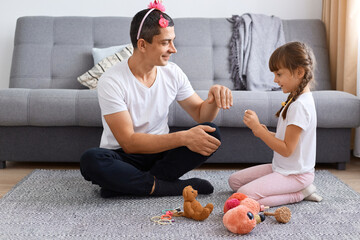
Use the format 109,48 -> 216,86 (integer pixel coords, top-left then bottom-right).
243,110 -> 262,136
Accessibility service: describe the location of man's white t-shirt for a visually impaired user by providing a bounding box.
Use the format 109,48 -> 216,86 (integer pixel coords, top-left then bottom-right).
272,92 -> 317,175
97,59 -> 195,149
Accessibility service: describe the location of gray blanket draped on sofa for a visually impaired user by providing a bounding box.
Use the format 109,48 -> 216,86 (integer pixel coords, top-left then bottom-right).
229,13 -> 285,91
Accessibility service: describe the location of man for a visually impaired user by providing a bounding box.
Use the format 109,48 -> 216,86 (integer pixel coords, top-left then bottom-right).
80,6 -> 233,198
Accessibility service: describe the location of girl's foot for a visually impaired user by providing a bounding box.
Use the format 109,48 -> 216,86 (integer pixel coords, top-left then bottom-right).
304,192 -> 323,202
301,184 -> 316,198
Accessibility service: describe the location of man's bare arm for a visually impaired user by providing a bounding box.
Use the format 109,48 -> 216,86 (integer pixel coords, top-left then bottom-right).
104,111 -> 220,155
178,85 -> 233,123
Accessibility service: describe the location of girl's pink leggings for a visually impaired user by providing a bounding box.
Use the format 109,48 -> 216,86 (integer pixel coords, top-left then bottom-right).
228,164 -> 314,207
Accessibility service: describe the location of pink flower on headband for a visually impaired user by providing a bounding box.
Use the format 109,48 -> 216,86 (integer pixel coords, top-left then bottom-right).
159,15 -> 169,28
148,0 -> 165,12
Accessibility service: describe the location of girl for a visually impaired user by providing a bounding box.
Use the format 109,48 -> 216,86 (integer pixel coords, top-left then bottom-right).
228,41 -> 322,207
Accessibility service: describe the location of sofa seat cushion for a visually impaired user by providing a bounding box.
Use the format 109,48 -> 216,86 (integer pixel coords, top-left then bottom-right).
168,90 -> 360,128
0,89 -> 101,126
0,89 -> 359,128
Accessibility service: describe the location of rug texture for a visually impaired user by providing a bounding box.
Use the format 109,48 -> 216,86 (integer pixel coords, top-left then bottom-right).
0,169 -> 359,240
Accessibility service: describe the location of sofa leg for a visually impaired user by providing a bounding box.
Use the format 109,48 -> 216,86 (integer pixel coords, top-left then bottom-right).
336,162 -> 346,170
0,161 -> 5,169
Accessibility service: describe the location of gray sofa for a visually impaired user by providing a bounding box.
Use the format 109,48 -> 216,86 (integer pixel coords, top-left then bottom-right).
0,16 -> 359,169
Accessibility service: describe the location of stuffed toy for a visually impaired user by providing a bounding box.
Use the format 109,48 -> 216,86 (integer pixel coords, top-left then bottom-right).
223,193 -> 292,235
223,192 -> 264,214
223,193 -> 265,234
182,185 -> 214,221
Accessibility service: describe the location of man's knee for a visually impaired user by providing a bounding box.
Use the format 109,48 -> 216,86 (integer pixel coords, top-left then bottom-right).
80,148 -> 114,177
80,148 -> 99,167
200,122 -> 221,141
80,148 -> 99,178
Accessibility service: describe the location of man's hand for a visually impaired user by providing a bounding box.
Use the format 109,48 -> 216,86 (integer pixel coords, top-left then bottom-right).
243,110 -> 263,137
184,125 -> 221,156
207,85 -> 233,109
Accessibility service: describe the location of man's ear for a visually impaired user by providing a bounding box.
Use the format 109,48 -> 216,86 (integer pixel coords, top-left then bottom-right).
297,67 -> 305,79
137,39 -> 147,52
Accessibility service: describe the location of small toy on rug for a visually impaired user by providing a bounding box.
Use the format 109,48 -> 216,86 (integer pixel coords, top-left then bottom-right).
264,206 -> 291,223
182,185 -> 214,221
223,193 -> 265,235
150,207 -> 183,225
150,215 -> 174,225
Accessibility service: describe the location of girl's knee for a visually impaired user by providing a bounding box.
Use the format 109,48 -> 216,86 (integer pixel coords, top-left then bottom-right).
237,186 -> 258,200
228,173 -> 242,191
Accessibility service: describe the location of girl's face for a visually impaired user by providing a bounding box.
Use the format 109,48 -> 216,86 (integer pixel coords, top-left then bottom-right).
273,68 -> 302,94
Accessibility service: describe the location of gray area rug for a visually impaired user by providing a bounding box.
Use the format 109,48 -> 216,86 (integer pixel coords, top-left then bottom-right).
0,170 -> 359,240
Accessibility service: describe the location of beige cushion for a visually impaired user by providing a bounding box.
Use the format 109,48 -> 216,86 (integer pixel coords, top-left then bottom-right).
77,44 -> 133,89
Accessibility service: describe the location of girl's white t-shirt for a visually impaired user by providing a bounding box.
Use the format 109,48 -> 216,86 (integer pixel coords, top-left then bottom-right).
97,59 -> 195,149
272,92 -> 317,175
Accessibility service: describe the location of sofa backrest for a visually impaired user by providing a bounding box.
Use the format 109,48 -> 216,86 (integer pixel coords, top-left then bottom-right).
10,16 -> 331,90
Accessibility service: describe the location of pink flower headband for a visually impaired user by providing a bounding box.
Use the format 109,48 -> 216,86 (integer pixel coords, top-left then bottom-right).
136,0 -> 169,40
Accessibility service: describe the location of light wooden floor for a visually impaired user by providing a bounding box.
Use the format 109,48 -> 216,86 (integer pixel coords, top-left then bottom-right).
1,156 -> 360,198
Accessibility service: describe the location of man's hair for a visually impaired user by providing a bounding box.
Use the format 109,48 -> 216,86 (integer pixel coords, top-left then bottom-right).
130,9 -> 174,48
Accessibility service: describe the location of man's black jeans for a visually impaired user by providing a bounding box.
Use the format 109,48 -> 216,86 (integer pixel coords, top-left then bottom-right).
80,122 -> 221,196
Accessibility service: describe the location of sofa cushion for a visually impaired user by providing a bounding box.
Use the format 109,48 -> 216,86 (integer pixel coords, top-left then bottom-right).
92,44 -> 129,65
282,20 -> 331,90
77,44 -> 133,89
0,89 -> 101,127
10,17 -> 132,89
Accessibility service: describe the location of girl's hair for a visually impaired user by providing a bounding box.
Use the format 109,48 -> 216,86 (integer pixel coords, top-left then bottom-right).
130,9 -> 174,48
269,41 -> 316,119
